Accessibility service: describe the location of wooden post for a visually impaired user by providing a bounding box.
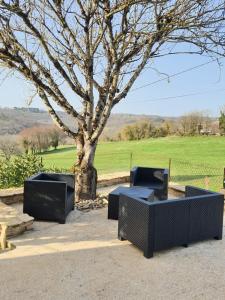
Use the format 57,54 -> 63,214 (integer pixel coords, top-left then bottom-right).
204,176 -> 210,190
223,168 -> 225,188
130,152 -> 133,171
0,222 -> 7,250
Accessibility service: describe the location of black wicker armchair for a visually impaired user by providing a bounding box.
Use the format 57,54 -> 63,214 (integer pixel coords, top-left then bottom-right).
130,167 -> 169,200
24,172 -> 75,224
118,186 -> 224,258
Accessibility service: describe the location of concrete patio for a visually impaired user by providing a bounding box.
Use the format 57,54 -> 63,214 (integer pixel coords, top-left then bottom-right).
0,190 -> 225,300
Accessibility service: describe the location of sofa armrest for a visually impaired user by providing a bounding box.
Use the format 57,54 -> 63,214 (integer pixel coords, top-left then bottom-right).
188,192 -> 224,242
58,173 -> 75,191
26,172 -> 43,181
118,194 -> 154,257
163,169 -> 169,187
163,169 -> 169,180
163,169 -> 169,176
130,167 -> 139,186
66,188 -> 75,213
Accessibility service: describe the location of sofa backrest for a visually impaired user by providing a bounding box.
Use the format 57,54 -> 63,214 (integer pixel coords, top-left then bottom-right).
185,185 -> 215,197
136,167 -> 166,183
148,188 -> 224,246
27,173 -> 46,181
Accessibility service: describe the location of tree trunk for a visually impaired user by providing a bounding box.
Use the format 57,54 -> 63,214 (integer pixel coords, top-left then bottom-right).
74,138 -> 97,202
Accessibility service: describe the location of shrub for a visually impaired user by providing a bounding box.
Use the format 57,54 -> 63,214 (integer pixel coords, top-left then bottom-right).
0,154 -> 44,189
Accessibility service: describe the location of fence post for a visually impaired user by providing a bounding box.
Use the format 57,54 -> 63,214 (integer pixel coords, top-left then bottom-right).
204,176 -> 210,189
129,152 -> 133,171
223,168 -> 225,188
168,158 -> 172,181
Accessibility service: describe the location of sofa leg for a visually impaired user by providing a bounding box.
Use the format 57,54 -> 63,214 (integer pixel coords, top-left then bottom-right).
59,220 -> 66,224
118,235 -> 126,241
182,244 -> 188,248
214,236 -> 222,240
144,250 -> 153,259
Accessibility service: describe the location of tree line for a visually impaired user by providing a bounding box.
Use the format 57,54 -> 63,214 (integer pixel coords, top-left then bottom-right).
0,125 -> 66,160
20,125 -> 66,154
116,111 -> 222,141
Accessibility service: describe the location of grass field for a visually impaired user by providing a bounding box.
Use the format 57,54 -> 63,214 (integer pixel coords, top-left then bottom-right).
40,136 -> 225,191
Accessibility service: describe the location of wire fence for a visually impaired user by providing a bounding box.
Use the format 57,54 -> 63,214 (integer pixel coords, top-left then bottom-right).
169,159 -> 223,192
40,149 -> 224,192
95,152 -> 224,192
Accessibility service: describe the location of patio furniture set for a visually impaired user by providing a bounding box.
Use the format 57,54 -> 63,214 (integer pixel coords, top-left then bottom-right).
23,166 -> 224,259
108,167 -> 224,258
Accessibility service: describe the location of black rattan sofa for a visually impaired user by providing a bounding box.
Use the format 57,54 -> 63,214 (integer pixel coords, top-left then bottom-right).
130,167 -> 169,200
118,186 -> 224,258
24,172 -> 75,224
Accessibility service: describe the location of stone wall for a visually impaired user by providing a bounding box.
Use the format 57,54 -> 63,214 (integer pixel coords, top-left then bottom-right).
0,174 -> 187,204
0,187 -> 24,205
98,172 -> 130,188
0,202 -> 34,238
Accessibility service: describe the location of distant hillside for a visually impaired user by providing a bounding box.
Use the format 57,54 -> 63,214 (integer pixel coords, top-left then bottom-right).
0,107 -> 177,136
0,107 -> 75,135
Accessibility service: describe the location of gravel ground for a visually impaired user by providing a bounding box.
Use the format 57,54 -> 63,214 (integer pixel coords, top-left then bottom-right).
0,186 -> 225,300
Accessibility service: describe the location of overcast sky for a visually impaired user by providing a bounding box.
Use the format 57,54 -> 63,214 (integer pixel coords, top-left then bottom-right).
0,53 -> 225,117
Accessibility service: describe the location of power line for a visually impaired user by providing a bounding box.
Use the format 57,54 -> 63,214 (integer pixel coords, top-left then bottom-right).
130,58 -> 224,93
130,87 -> 225,103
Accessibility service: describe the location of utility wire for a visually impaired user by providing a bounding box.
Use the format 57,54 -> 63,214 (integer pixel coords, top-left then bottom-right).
130,58 -> 224,93
131,87 -> 225,103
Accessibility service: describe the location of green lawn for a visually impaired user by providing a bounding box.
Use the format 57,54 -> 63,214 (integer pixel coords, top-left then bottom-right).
40,136 -> 225,191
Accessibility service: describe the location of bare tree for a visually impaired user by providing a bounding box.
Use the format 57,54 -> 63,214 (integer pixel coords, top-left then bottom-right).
0,1 -> 225,201
48,125 -> 66,149
0,135 -> 21,159
20,127 -> 39,153
179,111 -> 212,135
179,112 -> 201,135
20,125 -> 54,152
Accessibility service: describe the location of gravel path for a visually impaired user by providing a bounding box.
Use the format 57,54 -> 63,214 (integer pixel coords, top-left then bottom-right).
0,187 -> 225,300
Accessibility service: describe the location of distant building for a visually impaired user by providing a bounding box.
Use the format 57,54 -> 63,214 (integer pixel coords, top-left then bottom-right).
13,107 -> 41,113
200,129 -> 213,135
